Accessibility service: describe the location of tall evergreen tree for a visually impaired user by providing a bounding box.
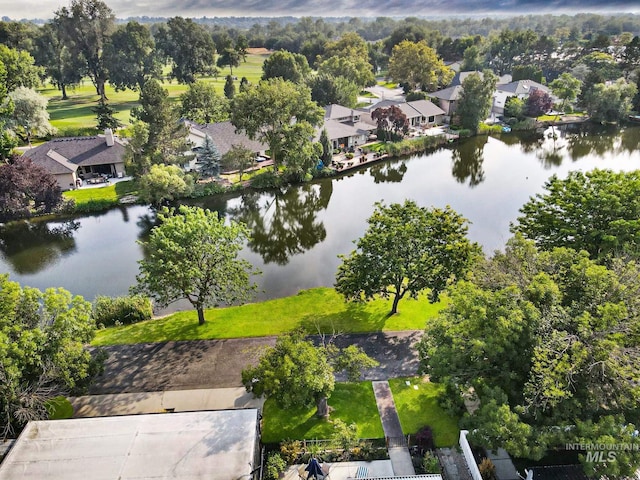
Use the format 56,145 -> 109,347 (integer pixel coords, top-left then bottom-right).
198,135 -> 221,178
224,75 -> 235,99
93,97 -> 122,131
319,128 -> 333,167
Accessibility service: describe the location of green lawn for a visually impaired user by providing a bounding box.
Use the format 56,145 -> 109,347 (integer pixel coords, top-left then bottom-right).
261,382 -> 384,444
42,53 -> 269,136
92,287 -> 446,346
389,377 -> 460,447
63,180 -> 138,206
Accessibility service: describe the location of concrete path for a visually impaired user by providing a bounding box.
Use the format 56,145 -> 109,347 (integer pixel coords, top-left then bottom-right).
90,331 -> 422,394
70,387 -> 264,417
371,381 -> 415,476
437,448 -> 473,480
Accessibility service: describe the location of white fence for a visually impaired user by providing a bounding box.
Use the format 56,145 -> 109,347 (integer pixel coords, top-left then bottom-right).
459,430 -> 482,480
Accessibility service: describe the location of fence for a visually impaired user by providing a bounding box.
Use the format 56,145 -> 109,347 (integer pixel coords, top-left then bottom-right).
459,430 -> 482,480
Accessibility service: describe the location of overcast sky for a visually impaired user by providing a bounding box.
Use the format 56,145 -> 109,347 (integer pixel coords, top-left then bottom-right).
2,0 -> 639,21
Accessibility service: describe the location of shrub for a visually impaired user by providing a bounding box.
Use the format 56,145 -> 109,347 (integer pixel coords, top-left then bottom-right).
265,452 -> 287,480
422,451 -> 440,474
345,152 -> 354,159
251,170 -> 284,189
280,440 -> 304,464
512,118 -> 538,131
415,426 -> 435,451
93,295 -> 153,327
456,129 -> 472,138
331,419 -> 359,458
192,181 -> 228,197
73,198 -> 119,213
479,458 -> 497,480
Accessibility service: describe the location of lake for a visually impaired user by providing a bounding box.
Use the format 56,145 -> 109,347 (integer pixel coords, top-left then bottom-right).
2,123 -> 640,306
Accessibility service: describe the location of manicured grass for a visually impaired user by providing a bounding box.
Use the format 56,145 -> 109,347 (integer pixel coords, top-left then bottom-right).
389,377 -> 460,447
377,80 -> 398,89
92,287 -> 445,346
46,396 -> 74,420
63,180 -> 138,205
360,90 -> 377,98
261,382 -> 384,444
42,54 -> 269,136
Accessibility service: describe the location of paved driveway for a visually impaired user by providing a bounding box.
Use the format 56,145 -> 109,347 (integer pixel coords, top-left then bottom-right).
90,331 -> 423,394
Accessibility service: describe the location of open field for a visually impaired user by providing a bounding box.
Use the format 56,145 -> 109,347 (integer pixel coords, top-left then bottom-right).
92,287 -> 446,346
41,53 -> 270,136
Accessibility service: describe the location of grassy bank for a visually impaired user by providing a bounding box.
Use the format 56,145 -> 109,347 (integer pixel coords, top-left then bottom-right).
42,53 -> 269,136
92,287 -> 445,346
63,180 -> 138,212
262,382 -> 384,444
389,377 -> 460,447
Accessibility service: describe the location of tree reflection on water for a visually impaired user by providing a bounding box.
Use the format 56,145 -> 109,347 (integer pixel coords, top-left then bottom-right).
0,220 -> 80,274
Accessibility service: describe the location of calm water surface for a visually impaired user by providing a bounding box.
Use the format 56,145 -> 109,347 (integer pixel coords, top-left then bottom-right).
2,124 -> 639,305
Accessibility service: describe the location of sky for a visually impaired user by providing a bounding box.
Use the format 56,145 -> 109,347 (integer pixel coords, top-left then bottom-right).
1,0 -> 639,21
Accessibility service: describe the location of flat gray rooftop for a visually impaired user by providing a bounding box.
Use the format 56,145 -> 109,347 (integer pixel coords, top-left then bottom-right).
0,409 -> 259,480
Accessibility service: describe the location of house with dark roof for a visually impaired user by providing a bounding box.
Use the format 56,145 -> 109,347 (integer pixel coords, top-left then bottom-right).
317,104 -> 377,150
186,120 -> 268,170
21,129 -> 126,191
428,85 -> 464,118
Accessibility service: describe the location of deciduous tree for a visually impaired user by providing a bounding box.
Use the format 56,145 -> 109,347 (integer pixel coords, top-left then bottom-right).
549,73 -> 582,112
230,78 -> 324,169
220,144 -> 255,182
307,73 -> 359,108
5,87 -> 56,144
0,156 -> 62,222
582,78 -> 637,123
336,200 -> 476,315
525,89 -> 553,117
242,330 -> 377,417
179,81 -> 228,124
155,17 -> 216,83
513,169 -> 640,261
456,70 -> 498,132
0,45 -> 42,92
388,40 -> 453,92
132,205 -> 259,326
0,274 -> 101,439
262,50 -> 310,84
54,0 -> 116,100
103,21 -> 161,91
137,164 -> 193,206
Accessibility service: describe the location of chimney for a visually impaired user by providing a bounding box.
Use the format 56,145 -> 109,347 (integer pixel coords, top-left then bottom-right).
104,128 -> 114,147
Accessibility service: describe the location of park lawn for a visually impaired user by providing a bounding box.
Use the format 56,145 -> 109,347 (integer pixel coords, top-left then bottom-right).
388,377 -> 460,448
63,180 -> 138,206
261,382 -> 384,444
42,54 -> 269,136
92,287 -> 446,346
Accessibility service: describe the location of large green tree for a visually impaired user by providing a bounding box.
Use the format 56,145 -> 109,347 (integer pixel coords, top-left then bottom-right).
335,200 -> 476,315
230,78 -> 324,170
388,40 -> 453,92
132,206 -> 259,326
583,78 -> 637,123
0,45 -> 42,92
127,79 -> 192,176
456,70 -> 498,132
307,73 -> 360,108
261,50 -> 310,84
549,73 -> 582,112
155,17 -> 216,83
137,164 -> 194,207
513,169 -> 640,261
33,21 -> 84,100
179,81 -> 228,124
418,235 -> 640,477
0,274 -> 101,439
242,331 -> 377,417
103,21 -> 161,92
54,0 -> 116,100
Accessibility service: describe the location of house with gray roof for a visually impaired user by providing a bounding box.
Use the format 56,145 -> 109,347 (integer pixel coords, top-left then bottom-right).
317,104 -> 376,150
187,121 -> 267,158
21,129 -> 126,191
428,85 -> 464,118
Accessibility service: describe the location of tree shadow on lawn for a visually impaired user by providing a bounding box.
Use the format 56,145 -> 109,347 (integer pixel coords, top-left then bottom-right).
299,302 -> 388,334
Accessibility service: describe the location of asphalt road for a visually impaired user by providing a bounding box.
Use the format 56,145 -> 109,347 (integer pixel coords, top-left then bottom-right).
89,331 -> 423,395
